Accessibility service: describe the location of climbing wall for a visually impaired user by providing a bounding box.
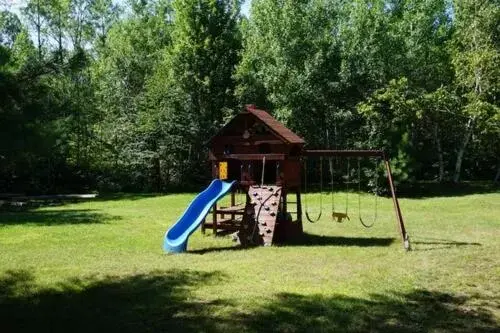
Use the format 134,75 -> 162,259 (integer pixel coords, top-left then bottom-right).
248,185 -> 282,246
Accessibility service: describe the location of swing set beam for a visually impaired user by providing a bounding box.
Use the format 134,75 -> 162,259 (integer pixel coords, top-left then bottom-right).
304,149 -> 410,251
304,150 -> 385,158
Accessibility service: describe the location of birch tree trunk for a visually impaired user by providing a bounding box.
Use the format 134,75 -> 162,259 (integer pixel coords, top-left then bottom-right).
453,117 -> 474,183
36,0 -> 42,61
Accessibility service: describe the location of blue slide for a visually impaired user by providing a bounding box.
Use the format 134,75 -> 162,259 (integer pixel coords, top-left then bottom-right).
163,179 -> 235,253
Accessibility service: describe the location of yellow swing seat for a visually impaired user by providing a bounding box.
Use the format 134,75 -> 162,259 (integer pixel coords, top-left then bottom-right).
332,211 -> 349,223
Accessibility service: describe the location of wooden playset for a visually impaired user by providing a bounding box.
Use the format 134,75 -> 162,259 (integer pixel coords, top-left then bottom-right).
202,104 -> 410,250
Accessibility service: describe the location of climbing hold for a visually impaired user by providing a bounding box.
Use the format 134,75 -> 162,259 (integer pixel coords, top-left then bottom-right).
270,212 -> 276,217
260,221 -> 267,226
264,206 -> 270,211
266,228 -> 272,233
253,192 -> 258,197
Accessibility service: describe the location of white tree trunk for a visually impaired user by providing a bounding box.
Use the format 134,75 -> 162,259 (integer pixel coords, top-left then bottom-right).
453,117 -> 474,183
494,165 -> 500,184
36,0 -> 42,61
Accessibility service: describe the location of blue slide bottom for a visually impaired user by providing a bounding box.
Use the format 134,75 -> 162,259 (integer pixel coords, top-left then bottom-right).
163,179 -> 235,253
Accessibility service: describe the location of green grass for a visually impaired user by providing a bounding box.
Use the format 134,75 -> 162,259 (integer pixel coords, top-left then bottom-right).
0,190 -> 499,332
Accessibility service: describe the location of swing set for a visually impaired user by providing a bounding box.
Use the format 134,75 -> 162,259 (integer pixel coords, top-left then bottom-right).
302,150 -> 409,250
204,105 -> 410,250
303,156 -> 377,227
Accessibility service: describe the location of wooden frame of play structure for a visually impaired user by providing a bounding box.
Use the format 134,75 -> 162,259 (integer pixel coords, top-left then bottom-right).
202,105 -> 410,250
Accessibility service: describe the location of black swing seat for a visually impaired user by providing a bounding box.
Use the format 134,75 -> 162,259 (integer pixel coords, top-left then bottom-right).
359,217 -> 375,228
305,211 -> 322,223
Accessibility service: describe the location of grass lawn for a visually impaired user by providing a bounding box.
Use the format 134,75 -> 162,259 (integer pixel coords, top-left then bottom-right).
0,188 -> 499,332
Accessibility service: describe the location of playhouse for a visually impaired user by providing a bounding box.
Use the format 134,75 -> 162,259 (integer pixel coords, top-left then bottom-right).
204,104 -> 306,245
163,104 -> 409,252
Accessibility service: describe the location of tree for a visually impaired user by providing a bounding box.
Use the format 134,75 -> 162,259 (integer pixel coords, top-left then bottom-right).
146,0 -> 242,185
40,0 -> 69,62
451,0 -> 500,182
24,0 -> 49,60
90,0 -> 174,190
0,25 -> 68,193
89,0 -> 120,49
358,78 -> 421,183
0,10 -> 22,47
1,0 -> 499,193
237,0 -> 341,146
393,0 -> 454,182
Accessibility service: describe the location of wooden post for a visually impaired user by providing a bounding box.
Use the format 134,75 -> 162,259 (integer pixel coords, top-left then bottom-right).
231,189 -> 236,223
296,189 -> 303,233
213,202 -> 218,235
212,161 -> 218,235
282,187 -> 287,216
383,156 -> 410,250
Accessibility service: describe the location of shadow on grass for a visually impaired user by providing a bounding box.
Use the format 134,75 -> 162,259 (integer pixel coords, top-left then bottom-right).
289,233 -> 396,247
0,269 -> 230,333
0,269 -> 497,333
190,233 -> 395,254
412,237 -> 482,251
189,244 -> 259,254
0,209 -> 121,226
239,291 -> 498,333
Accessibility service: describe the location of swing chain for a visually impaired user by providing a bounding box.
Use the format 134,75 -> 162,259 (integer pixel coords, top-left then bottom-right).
345,158 -> 349,215
329,157 -> 334,212
304,157 -> 323,223
358,158 -> 378,228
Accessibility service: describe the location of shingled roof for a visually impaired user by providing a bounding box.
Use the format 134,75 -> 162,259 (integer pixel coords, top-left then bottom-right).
207,105 -> 305,146
244,105 -> 305,144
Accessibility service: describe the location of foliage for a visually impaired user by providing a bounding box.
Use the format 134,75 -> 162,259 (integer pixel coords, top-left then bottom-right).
143,0 -> 242,186
0,0 -> 499,193
236,0 -> 341,146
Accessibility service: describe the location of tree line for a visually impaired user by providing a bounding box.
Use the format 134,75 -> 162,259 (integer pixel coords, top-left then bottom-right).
0,0 -> 498,194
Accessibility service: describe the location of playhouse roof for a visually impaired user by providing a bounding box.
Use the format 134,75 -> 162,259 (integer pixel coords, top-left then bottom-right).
246,106 -> 305,144
209,105 -> 305,145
